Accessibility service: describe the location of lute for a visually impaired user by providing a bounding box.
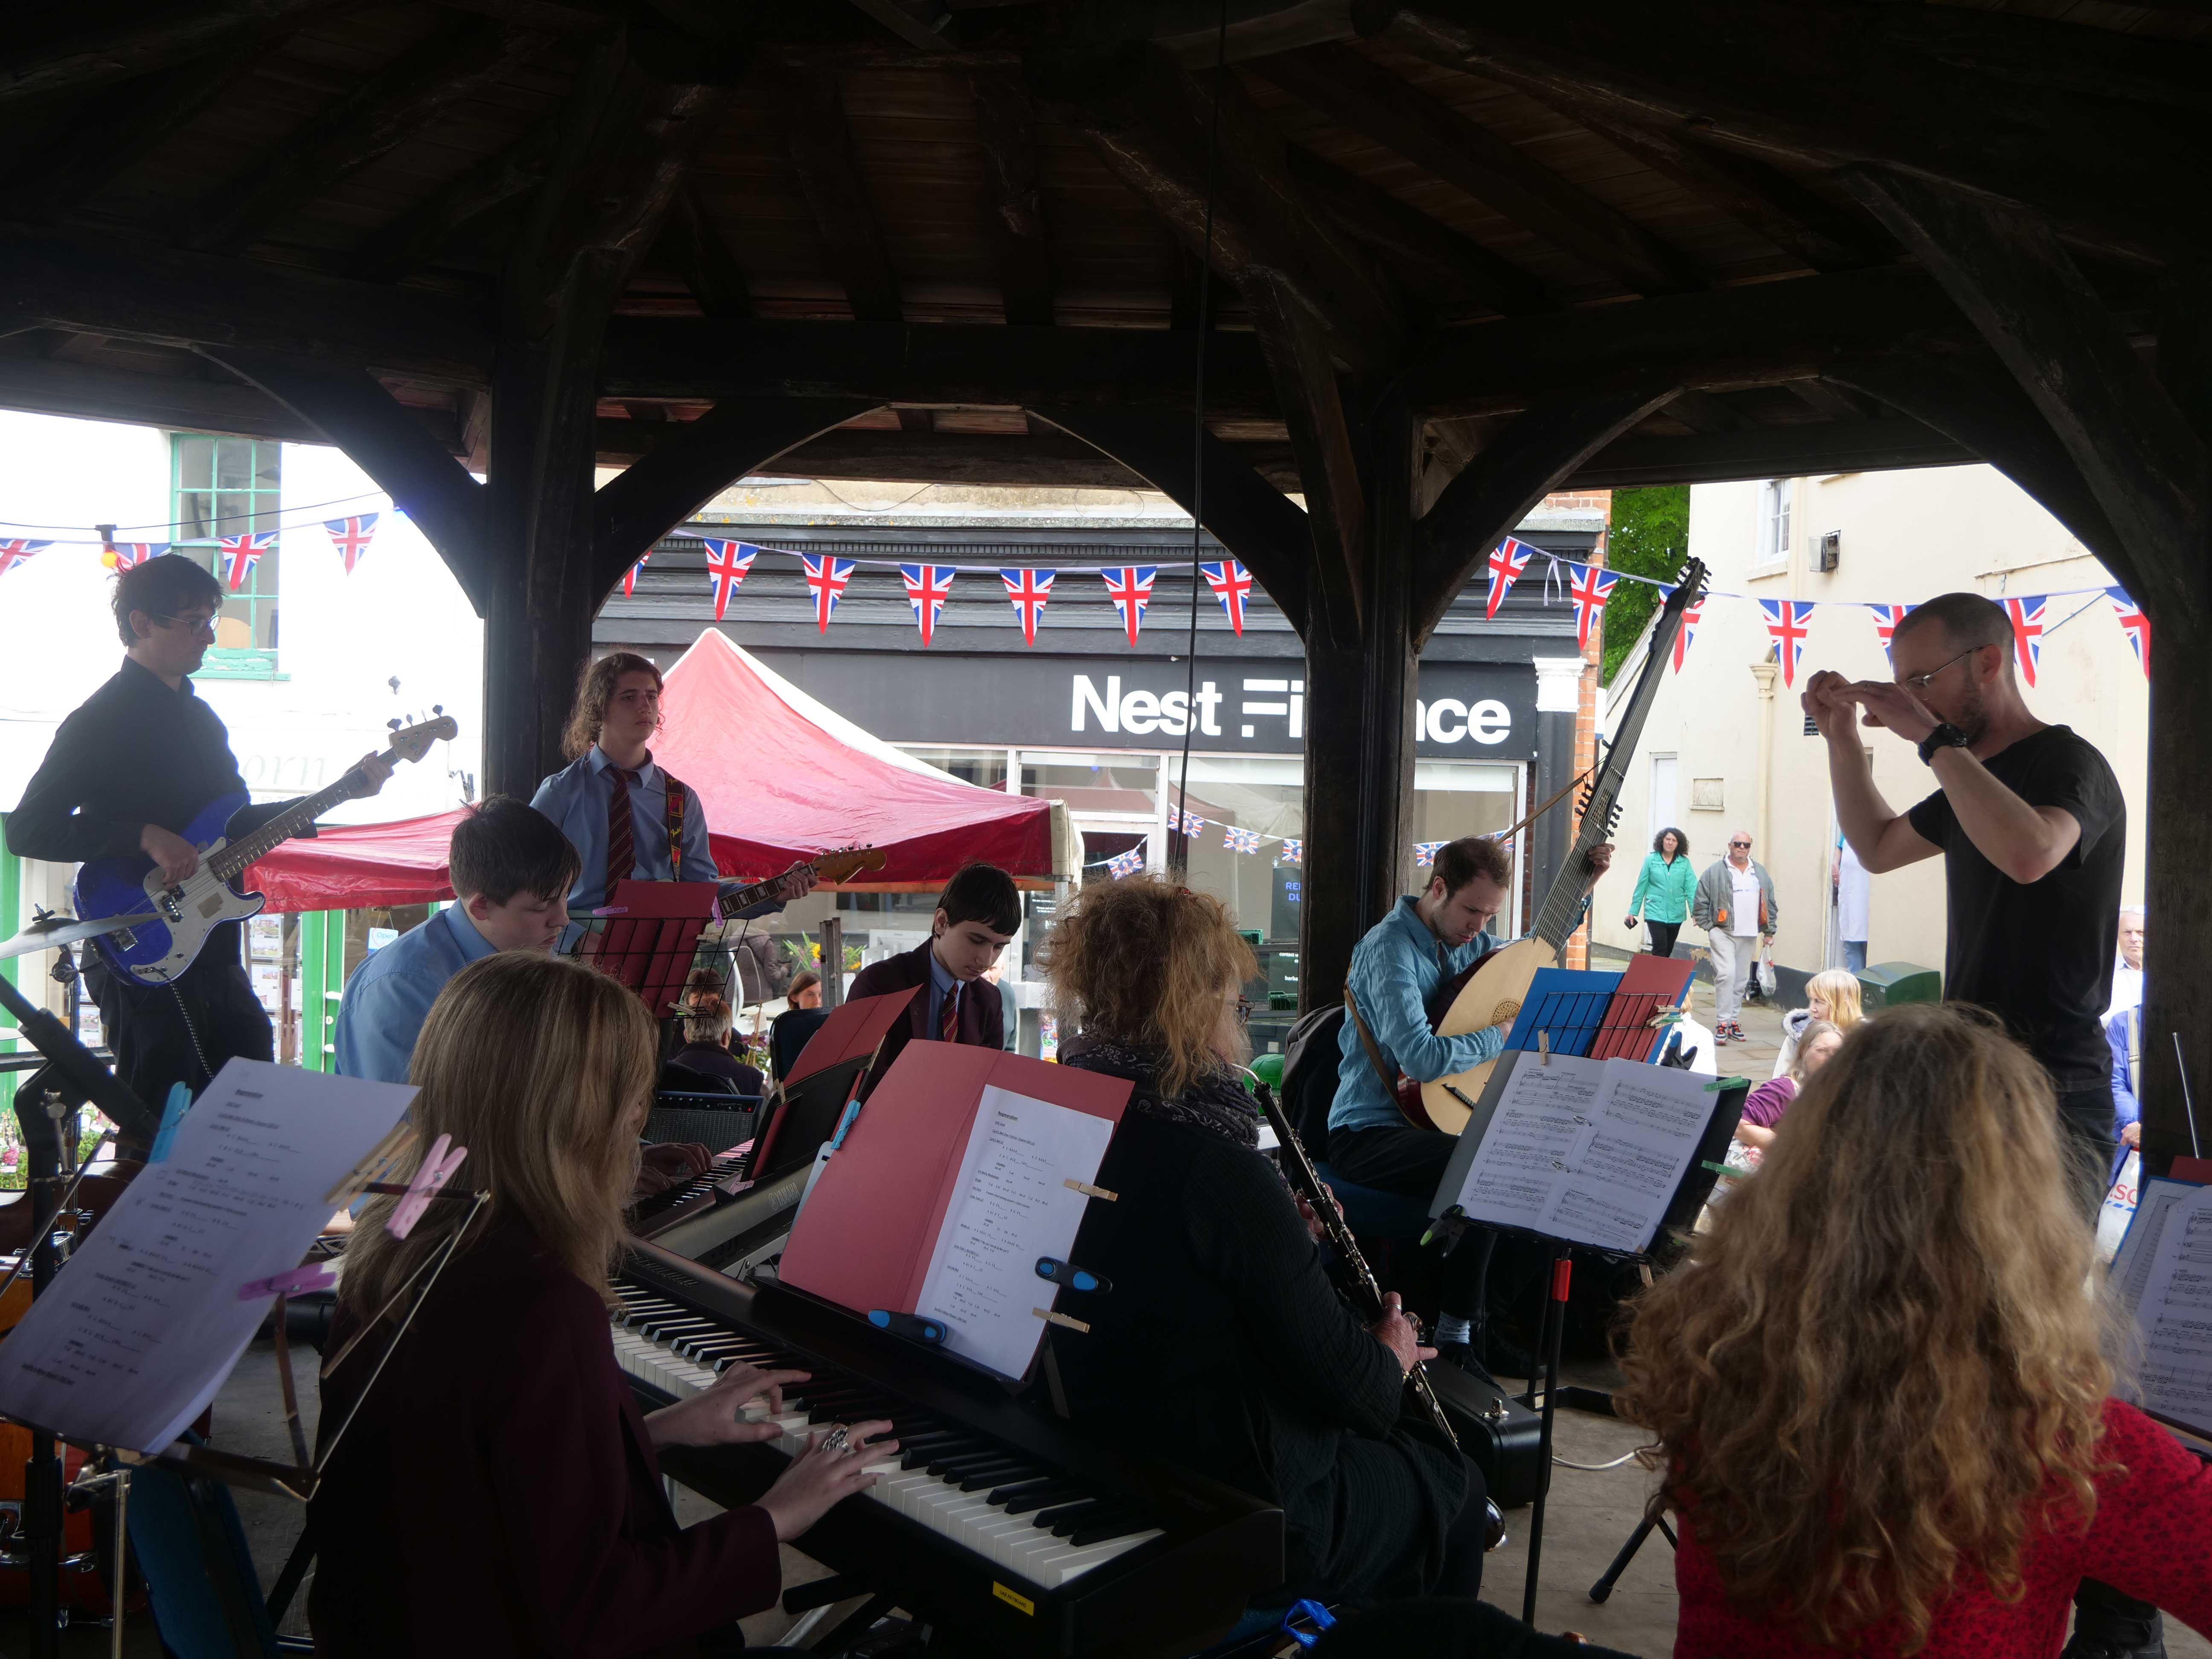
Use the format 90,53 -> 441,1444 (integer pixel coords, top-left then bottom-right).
1413,562 -> 1708,1134
74,716 -> 459,987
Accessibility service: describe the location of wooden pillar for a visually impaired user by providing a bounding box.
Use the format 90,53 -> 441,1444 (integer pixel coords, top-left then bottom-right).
1301,400 -> 1420,1007
2140,623 -> 2212,1163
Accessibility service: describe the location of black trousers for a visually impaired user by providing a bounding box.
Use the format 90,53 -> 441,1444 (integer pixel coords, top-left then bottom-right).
1644,920 -> 1681,959
1327,1124 -> 1542,1327
88,924 -> 271,1123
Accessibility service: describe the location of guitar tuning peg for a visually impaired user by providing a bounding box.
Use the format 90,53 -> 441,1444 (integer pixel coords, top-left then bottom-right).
431,703 -> 444,716
387,718 -> 403,731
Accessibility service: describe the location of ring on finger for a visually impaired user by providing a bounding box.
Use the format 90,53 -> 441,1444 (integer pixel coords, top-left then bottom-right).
822,1425 -> 850,1455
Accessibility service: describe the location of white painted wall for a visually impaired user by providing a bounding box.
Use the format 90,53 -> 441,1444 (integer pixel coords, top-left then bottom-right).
1595,463 -> 2146,978
0,413 -> 484,826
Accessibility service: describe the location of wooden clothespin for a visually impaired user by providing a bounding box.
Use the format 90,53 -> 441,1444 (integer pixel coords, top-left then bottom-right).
1064,1178 -> 1117,1201
1033,1307 -> 1091,1333
1538,1030 -> 1551,1067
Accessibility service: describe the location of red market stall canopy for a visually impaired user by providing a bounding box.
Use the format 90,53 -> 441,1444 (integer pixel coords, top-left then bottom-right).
247,630 -> 1057,910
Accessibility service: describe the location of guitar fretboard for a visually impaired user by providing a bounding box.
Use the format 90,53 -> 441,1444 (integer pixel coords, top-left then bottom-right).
206,771 -> 368,882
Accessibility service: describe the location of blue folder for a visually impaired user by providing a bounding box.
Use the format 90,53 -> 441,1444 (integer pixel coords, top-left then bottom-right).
1500,967 -> 1623,1059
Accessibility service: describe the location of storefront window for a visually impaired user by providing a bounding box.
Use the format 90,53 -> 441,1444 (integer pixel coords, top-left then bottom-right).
1412,761 -> 1525,933
899,745 -> 1009,790
1020,751 -> 1159,814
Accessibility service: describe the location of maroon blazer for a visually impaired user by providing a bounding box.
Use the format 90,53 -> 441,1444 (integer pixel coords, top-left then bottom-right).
845,940 -> 1006,1100
309,1218 -> 779,1657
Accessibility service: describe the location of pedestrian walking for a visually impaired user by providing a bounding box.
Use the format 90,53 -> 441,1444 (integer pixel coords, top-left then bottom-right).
1692,830 -> 1777,1046
1625,827 -> 1697,959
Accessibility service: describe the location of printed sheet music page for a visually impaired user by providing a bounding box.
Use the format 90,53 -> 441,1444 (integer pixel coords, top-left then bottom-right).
0,1059 -> 415,1453
1447,1053 -> 1715,1254
2125,1181 -> 2212,1439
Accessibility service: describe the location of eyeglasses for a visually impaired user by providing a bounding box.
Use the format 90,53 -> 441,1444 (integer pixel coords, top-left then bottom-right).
1729,841 -> 1752,849
151,611 -> 218,636
1900,647 -> 1979,694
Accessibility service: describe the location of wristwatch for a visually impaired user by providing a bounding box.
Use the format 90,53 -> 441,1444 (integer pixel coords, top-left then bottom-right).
1918,722 -> 1970,765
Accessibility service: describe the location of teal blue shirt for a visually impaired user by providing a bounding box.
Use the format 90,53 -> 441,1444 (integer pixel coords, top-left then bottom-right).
1328,896 -> 1505,1138
1627,850 -> 1697,925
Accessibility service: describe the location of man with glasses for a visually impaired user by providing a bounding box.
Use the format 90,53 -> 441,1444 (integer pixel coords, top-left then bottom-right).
1691,832 -> 1777,1045
8,554 -> 393,1117
1803,591 -> 2140,1659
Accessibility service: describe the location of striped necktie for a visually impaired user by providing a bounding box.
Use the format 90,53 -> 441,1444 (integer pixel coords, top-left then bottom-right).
939,982 -> 959,1043
605,767 -> 641,896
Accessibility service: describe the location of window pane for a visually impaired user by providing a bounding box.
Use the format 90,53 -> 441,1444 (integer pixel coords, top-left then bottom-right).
179,490 -> 217,541
214,439 -> 252,492
177,436 -> 214,491
216,489 -> 251,538
254,443 -> 280,491
1020,752 -> 1158,813
897,745 -> 1007,790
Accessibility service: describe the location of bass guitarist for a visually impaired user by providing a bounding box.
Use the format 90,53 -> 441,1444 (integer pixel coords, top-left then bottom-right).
7,554 -> 394,1114
531,652 -> 816,949
1325,834 -> 1611,1377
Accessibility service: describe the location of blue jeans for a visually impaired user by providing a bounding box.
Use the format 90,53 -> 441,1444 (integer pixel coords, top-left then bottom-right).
1842,939 -> 1866,972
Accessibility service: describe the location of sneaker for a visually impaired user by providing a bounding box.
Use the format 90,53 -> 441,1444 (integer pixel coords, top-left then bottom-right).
1713,1025 -> 1733,1045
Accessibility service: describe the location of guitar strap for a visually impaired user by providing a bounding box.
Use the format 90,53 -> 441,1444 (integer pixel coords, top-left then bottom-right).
1343,986 -> 1400,1096
662,770 -> 690,881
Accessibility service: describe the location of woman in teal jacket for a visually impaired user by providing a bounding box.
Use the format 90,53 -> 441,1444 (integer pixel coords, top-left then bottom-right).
1626,827 -> 1697,958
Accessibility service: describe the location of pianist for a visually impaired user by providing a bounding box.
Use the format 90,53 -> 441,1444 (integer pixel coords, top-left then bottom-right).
1042,877 -> 1491,1610
311,952 -> 895,1656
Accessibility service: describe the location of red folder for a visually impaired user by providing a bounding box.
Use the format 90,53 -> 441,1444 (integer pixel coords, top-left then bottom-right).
784,986 -> 921,1089
1587,952 -> 1698,1062
776,1043 -> 1132,1334
576,879 -> 719,1014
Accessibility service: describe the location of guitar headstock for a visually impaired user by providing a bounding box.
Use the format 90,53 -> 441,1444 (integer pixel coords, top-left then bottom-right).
812,846 -> 888,885
387,715 -> 460,765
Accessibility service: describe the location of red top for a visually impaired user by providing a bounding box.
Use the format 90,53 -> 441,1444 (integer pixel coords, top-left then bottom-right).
1673,1399 -> 2212,1657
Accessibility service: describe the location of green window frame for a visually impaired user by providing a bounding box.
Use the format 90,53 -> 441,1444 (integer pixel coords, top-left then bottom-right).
171,434 -> 284,678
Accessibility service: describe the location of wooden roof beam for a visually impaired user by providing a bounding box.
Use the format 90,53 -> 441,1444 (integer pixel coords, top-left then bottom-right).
775,60 -> 905,322
0,0 -> 352,106
361,117 -> 560,282
1365,0 -> 2212,267
1033,43 -> 1406,370
184,17 -> 549,253
971,67 -> 1055,327
1250,44 -> 1704,296
665,182 -> 753,318
1566,413 -> 1976,490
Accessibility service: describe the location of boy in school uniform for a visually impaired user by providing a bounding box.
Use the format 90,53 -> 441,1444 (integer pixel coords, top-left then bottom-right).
844,862 -> 1019,1098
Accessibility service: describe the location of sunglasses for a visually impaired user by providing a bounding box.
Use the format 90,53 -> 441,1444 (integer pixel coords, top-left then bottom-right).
1730,841 -> 1752,849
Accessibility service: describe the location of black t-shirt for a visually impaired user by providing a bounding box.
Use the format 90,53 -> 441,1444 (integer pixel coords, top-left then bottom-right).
1905,725 -> 2124,1091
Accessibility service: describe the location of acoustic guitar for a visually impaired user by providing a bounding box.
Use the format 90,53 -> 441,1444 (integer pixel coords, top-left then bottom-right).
1412,562 -> 1708,1135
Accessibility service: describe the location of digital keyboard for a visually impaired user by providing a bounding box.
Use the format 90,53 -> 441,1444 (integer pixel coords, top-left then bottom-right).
629,1145 -> 756,1240
637,1163 -> 810,1276
613,1240 -> 1283,1658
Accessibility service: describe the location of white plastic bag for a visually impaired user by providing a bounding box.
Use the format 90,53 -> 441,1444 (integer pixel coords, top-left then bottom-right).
1753,937 -> 1778,1000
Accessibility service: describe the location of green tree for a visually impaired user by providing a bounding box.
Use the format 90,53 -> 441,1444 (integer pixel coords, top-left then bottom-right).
1601,485 -> 1691,684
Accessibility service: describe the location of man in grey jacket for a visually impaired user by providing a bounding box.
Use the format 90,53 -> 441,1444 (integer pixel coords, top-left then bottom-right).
1692,830 -> 1778,1045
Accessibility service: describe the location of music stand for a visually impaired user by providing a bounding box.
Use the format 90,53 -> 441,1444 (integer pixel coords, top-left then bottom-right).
576,879 -> 721,1015
746,988 -> 919,1183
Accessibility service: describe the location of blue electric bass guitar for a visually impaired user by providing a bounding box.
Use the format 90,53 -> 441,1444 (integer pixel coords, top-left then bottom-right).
73,715 -> 457,987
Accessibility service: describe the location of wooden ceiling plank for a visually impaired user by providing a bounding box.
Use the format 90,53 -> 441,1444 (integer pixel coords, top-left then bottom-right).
0,0 -> 352,106
775,61 -> 906,322
1566,414 -> 1977,489
663,181 -> 754,318
970,67 -> 1055,325
184,17 -> 550,253
1251,44 -> 1704,295
361,116 -> 560,282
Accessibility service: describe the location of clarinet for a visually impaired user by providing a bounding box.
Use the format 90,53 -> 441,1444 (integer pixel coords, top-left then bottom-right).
1252,1080 -> 1460,1452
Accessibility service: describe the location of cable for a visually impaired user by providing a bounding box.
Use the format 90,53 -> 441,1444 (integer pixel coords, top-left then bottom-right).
1554,1449 -> 1645,1472
0,488 -> 390,537
1170,0 -> 1230,879
165,981 -> 215,1087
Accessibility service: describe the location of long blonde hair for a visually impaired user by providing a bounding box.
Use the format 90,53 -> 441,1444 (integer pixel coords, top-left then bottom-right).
1805,967 -> 1864,1031
341,953 -> 657,1318
1043,876 -> 1257,1098
1619,1004 -> 2116,1650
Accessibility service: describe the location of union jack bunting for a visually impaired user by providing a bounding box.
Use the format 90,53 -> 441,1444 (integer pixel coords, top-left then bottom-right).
1759,599 -> 1816,688
1277,839 -> 1302,866
900,563 -> 956,646
623,552 -> 649,598
108,541 -> 169,570
1868,602 -> 1913,666
1485,537 -> 1535,619
1106,848 -> 1144,879
1178,810 -> 1205,836
1566,562 -> 1618,652
1001,567 -> 1055,646
0,539 -> 52,578
2002,595 -> 2048,687
702,540 -> 757,622
219,530 -> 276,591
1659,584 -> 1705,674
323,513 -> 378,574
1414,841 -> 1446,865
1223,826 -> 1262,854
1101,565 -> 1156,646
2108,588 -> 2150,678
800,553 -> 855,632
1201,559 -> 1254,634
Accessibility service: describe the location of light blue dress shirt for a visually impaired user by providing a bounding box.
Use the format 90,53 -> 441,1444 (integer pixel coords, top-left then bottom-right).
925,949 -> 958,1039
1327,896 -> 1506,1138
530,748 -> 717,918
334,906 -> 499,1086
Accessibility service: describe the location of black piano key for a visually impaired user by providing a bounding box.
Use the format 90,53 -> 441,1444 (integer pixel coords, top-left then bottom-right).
1069,1512 -> 1157,1548
905,1441 -> 983,1471
927,1450 -> 1018,1477
1052,1503 -> 1146,1539
1003,1481 -> 1089,1516
956,1463 -> 1040,1492
1036,1499 -> 1109,1532
985,1476 -> 1059,1506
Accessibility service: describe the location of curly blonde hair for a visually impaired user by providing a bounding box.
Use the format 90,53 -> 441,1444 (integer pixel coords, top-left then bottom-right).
1618,1004 -> 2118,1650
1042,876 -> 1257,1098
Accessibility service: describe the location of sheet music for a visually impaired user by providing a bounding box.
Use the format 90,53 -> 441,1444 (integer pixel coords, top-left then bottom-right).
913,1085 -> 1114,1380
2130,1184 -> 2212,1438
1449,1054 -> 1717,1254
2113,1179 -> 2200,1313
0,1060 -> 414,1453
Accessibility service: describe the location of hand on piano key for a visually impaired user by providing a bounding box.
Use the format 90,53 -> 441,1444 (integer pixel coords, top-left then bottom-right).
643,1360 -> 814,1451
759,1420 -> 900,1543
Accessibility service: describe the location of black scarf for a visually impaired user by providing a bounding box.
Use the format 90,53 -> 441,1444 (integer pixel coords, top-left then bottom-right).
1059,1037 -> 1261,1150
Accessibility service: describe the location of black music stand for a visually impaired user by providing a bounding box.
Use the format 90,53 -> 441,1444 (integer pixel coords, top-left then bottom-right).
577,879 -> 721,1016
1428,1049 -> 1748,1625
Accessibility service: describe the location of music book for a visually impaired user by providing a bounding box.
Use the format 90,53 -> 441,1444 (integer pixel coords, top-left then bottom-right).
2113,1176 -> 2212,1440
1587,953 -> 1698,1063
1500,969 -> 1622,1059
776,1043 -> 1131,1382
783,985 -> 920,1089
0,1059 -> 416,1453
1430,1048 -> 1743,1255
